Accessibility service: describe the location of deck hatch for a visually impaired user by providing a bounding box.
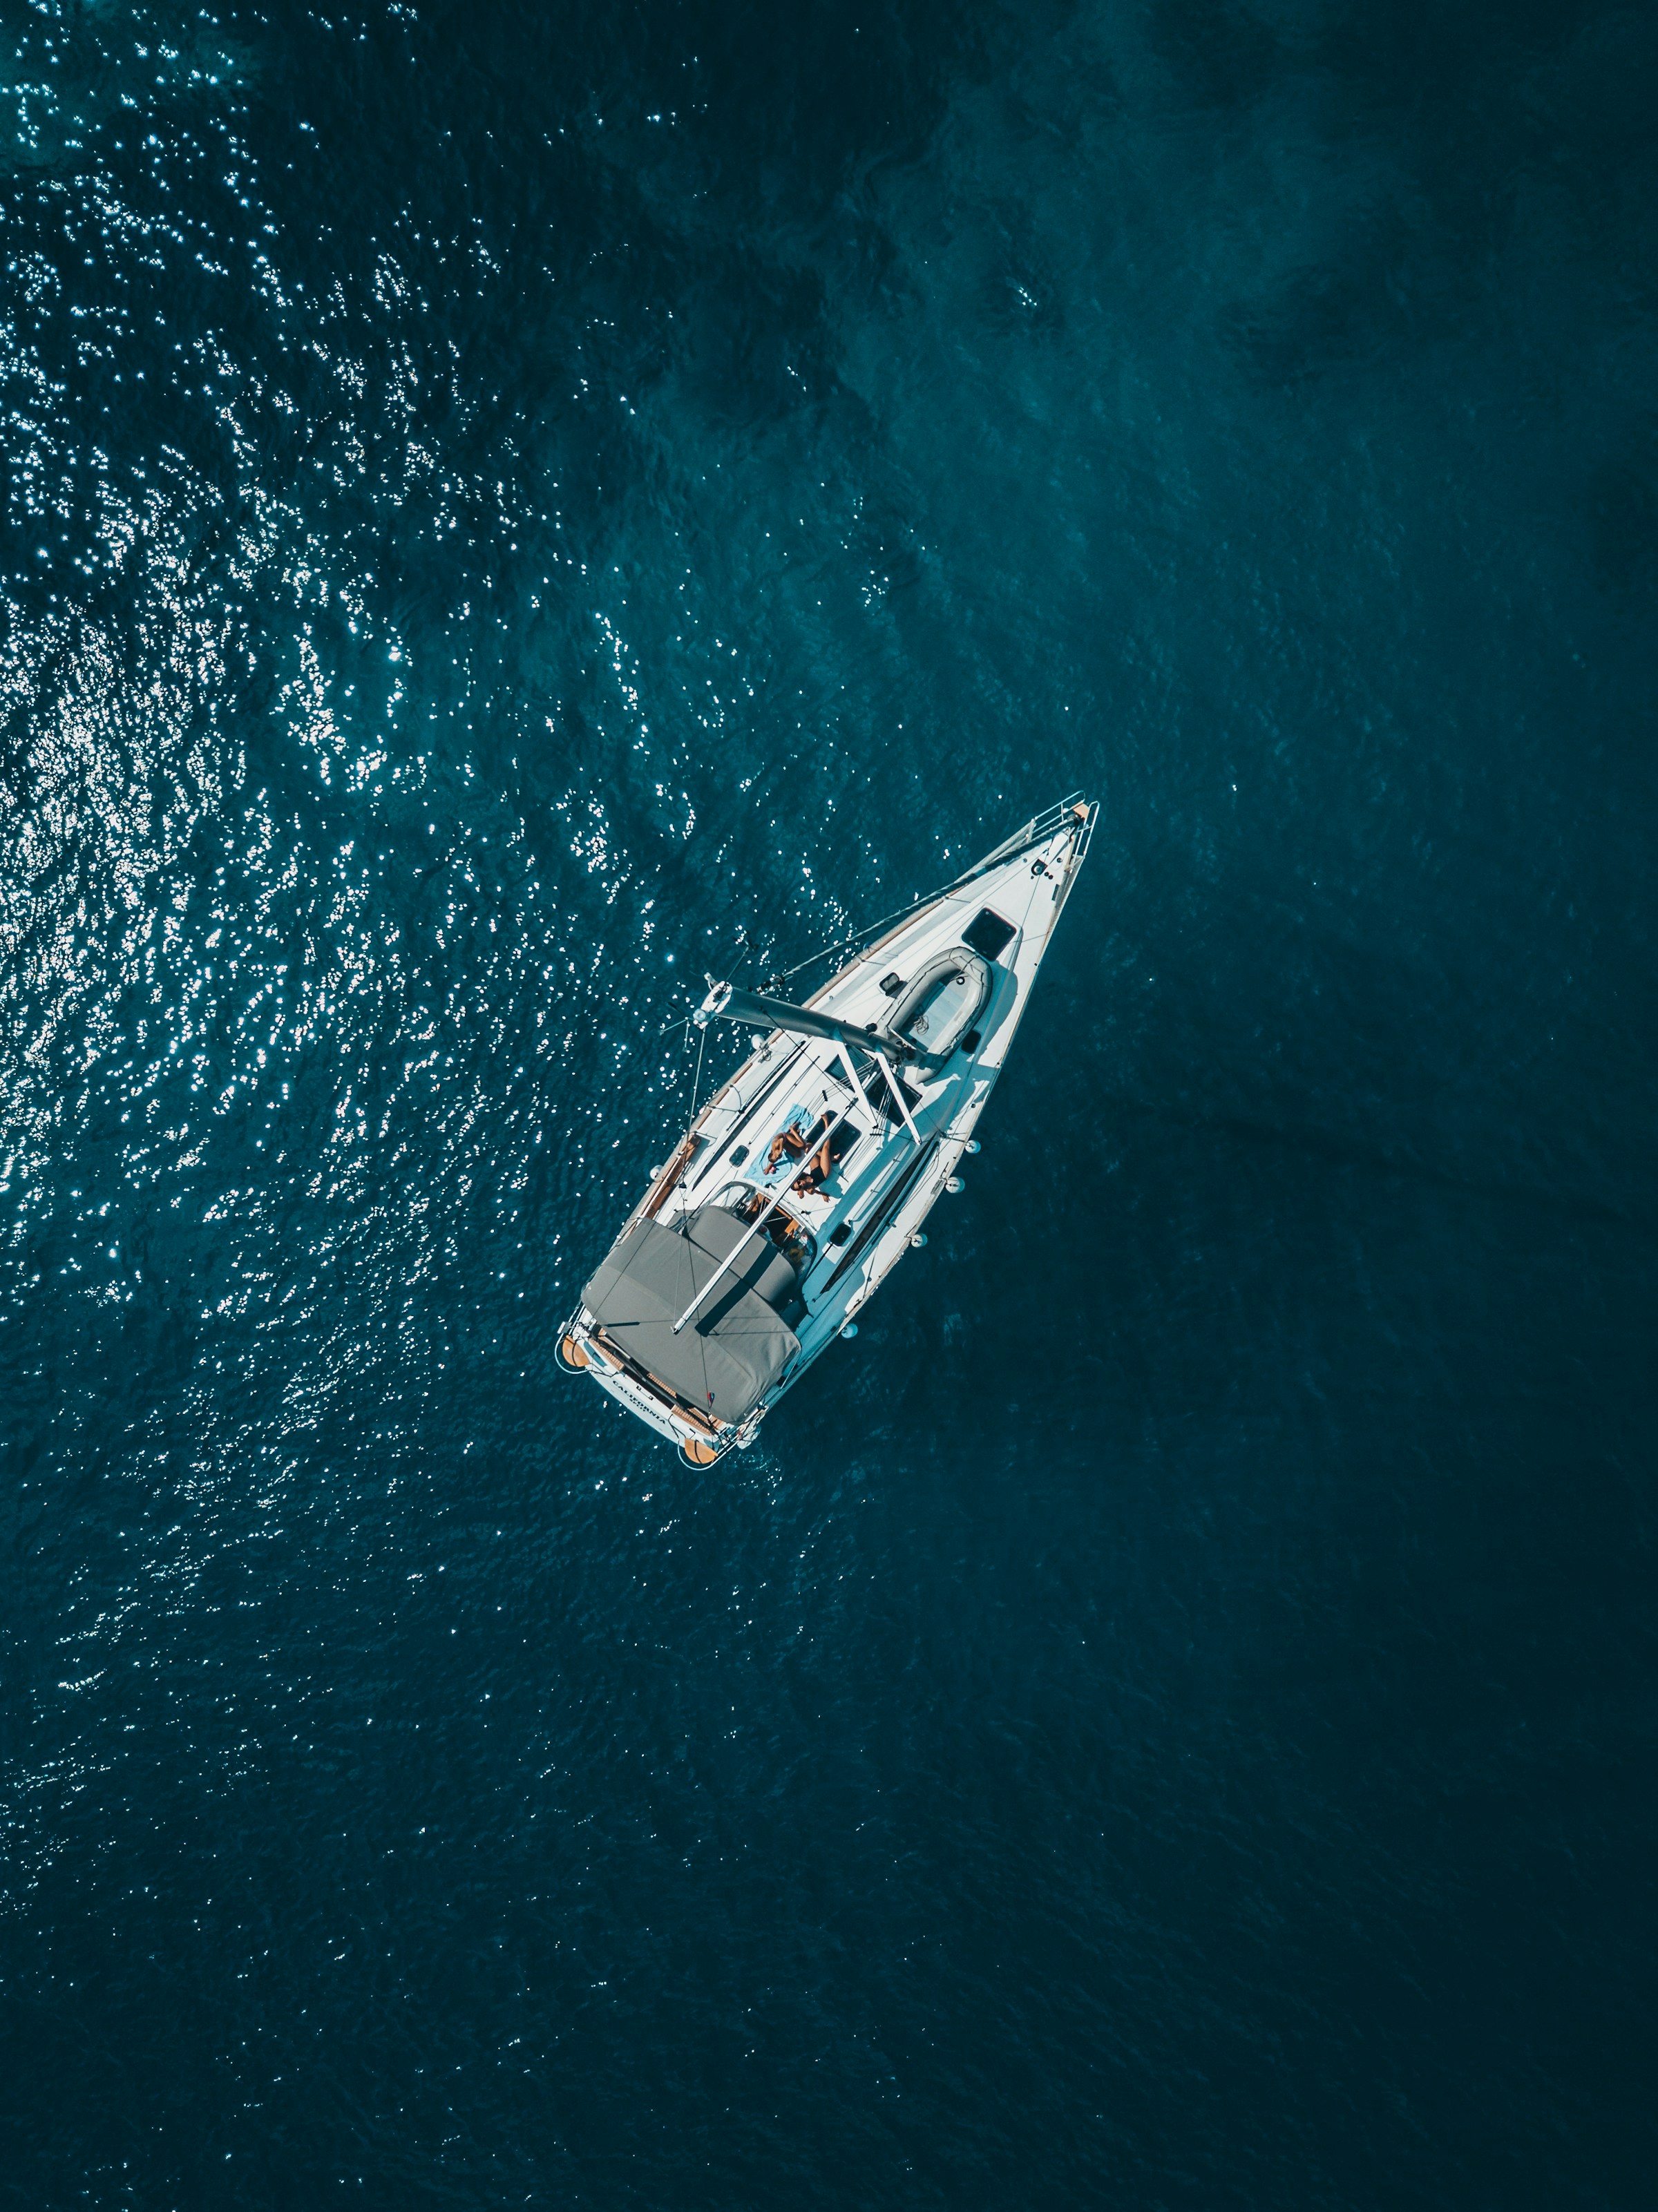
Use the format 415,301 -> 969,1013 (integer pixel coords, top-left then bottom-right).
962,907 -> 1017,961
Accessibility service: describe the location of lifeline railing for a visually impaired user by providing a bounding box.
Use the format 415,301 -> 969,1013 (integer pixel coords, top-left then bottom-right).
763,791 -> 1094,992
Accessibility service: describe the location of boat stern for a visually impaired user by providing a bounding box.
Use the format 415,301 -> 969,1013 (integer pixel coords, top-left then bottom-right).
558,1319 -> 740,1467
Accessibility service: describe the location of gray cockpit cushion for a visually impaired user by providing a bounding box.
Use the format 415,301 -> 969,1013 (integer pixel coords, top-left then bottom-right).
581,1205 -> 803,1422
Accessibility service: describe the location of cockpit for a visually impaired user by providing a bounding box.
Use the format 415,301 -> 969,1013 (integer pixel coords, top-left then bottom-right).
710,1182 -> 819,1273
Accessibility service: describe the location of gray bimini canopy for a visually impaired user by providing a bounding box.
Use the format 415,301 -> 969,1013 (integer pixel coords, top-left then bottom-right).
581,1204 -> 803,1424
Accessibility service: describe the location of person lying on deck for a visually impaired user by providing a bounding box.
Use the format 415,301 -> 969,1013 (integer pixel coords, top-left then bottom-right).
790,1118 -> 857,1196
765,1122 -> 813,1172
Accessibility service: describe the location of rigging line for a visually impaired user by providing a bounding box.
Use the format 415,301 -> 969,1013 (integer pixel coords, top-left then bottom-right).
768,801 -> 1075,986
687,1013 -> 708,1120
768,884 -> 933,986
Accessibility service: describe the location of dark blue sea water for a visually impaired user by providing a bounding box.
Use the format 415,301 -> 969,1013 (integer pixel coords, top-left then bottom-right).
4,3 -> 1656,2204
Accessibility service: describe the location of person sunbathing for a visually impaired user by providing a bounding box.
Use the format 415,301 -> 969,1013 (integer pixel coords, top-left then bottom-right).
792,1117 -> 857,1194
765,1123 -> 811,1172
768,1112 -> 835,1175
792,1137 -> 832,1194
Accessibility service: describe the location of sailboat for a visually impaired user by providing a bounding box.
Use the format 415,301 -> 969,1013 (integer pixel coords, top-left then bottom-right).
558,794 -> 1097,1463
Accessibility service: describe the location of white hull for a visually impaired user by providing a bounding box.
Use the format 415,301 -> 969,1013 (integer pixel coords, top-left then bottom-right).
560,796 -> 1096,1462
